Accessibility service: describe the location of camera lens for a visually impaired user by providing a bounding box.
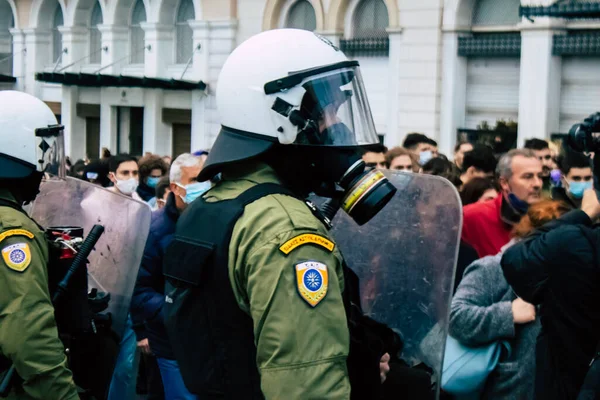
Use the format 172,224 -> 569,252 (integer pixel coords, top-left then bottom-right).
567,123 -> 589,153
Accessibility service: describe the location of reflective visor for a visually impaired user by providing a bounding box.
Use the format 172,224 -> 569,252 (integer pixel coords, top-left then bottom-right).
36,124 -> 66,179
267,63 -> 380,147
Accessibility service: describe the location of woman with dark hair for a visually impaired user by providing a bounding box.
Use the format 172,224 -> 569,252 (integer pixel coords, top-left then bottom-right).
82,159 -> 111,187
137,154 -> 169,209
460,177 -> 499,205
421,157 -> 462,189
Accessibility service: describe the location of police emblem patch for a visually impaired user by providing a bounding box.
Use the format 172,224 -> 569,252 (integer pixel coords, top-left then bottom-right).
1,242 -> 32,272
295,261 -> 328,307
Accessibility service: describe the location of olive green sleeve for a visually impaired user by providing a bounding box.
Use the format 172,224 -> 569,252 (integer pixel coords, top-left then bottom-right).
0,235 -> 78,400
242,232 -> 351,400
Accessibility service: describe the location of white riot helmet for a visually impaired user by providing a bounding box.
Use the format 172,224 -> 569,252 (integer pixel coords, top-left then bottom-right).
0,90 -> 65,179
199,29 -> 380,181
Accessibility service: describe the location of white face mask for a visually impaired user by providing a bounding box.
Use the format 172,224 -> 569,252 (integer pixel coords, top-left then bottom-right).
115,177 -> 139,196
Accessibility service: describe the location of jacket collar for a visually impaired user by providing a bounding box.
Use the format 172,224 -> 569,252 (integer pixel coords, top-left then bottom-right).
164,192 -> 180,222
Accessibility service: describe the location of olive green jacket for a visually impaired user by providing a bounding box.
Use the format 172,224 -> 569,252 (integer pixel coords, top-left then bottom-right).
204,162 -> 351,399
0,189 -> 78,400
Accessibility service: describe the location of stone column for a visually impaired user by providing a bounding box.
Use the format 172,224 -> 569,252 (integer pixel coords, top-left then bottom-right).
143,89 -> 170,155
9,28 -> 25,91
23,28 -> 51,96
57,26 -> 87,72
98,25 -> 128,75
385,28 -> 403,147
140,23 -> 172,78
187,20 -> 209,81
517,17 -> 564,145
61,85 -> 86,160
439,30 -> 469,156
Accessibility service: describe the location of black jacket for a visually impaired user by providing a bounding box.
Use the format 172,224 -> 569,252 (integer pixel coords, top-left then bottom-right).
130,193 -> 179,359
501,210 -> 600,400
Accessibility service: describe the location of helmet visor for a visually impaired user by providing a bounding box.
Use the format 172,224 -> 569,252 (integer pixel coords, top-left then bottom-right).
292,66 -> 380,147
36,124 -> 66,179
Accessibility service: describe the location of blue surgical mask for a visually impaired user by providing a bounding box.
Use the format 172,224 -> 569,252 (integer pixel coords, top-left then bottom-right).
177,181 -> 211,204
507,193 -> 530,215
419,150 -> 433,165
147,176 -> 161,188
568,180 -> 593,199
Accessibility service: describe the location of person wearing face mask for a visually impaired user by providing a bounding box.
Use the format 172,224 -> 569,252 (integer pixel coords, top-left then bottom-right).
461,149 -> 543,258
107,154 -> 142,200
552,151 -> 593,209
137,154 -> 169,210
402,133 -> 438,166
130,153 -> 207,400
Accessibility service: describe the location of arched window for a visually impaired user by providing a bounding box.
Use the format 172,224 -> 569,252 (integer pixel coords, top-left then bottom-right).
89,2 -> 103,64
472,0 -> 520,26
0,4 -> 13,75
176,0 -> 194,64
130,0 -> 146,64
353,0 -> 389,39
52,5 -> 64,64
285,1 -> 316,31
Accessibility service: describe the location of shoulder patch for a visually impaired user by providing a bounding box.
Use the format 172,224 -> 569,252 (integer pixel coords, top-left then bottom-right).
0,229 -> 34,244
2,243 -> 32,272
295,261 -> 328,307
279,233 -> 335,255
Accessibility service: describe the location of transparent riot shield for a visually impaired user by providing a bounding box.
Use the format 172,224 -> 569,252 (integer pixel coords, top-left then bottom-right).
329,171 -> 461,397
29,177 -> 151,338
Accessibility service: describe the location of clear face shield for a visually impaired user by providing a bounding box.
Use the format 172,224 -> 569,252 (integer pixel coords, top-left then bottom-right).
266,61 -> 395,225
36,124 -> 66,179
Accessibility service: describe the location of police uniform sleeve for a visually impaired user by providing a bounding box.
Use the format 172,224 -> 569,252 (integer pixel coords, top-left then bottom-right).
239,230 -> 351,400
0,233 -> 78,400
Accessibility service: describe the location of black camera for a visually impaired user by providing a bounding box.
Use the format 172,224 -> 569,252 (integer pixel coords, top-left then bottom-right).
567,112 -> 600,153
567,112 -> 600,200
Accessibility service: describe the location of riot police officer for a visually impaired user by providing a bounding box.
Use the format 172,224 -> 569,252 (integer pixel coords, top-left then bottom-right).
0,91 -> 78,399
164,29 -> 397,399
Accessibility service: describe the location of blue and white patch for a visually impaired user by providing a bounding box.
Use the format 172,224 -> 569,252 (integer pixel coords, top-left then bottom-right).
295,261 -> 328,307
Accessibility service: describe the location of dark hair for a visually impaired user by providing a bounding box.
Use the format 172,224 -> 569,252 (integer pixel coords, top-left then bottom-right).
101,147 -> 112,159
462,144 -> 497,174
384,146 -> 419,171
460,177 -> 499,205
454,141 -> 472,153
558,150 -> 591,175
138,154 -> 169,180
108,154 -> 138,173
362,143 -> 388,155
524,138 -> 549,151
402,133 -> 437,150
422,157 -> 462,188
155,176 -> 170,199
69,159 -> 86,178
83,159 -> 111,187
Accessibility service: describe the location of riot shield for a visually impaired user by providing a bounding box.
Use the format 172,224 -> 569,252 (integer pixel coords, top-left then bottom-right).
29,176 -> 151,337
329,171 -> 461,397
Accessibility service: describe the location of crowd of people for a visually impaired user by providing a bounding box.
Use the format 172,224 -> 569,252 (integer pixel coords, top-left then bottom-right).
2,28 -> 599,400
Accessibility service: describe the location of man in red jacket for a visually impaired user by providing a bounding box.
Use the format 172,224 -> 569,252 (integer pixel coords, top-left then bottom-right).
462,149 -> 543,258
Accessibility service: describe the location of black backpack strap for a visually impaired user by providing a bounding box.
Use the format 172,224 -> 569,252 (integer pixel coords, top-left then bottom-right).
0,198 -> 25,215
233,183 -> 297,207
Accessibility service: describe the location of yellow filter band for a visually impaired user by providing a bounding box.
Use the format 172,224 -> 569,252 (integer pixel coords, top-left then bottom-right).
341,170 -> 386,213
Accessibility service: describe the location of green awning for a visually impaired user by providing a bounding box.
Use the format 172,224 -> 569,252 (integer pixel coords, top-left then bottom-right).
520,2 -> 600,20
0,74 -> 16,83
35,72 -> 206,91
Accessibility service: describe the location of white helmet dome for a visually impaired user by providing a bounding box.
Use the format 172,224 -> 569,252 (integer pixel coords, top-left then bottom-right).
201,29 -> 379,180
0,91 -> 62,179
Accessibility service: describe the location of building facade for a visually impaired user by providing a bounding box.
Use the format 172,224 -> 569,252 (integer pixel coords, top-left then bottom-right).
0,0 -> 599,160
